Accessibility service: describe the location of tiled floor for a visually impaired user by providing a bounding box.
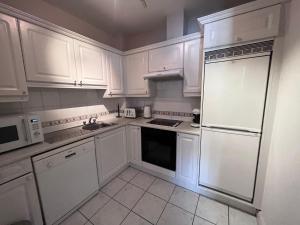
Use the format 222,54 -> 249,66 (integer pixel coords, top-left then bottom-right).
59,167 -> 257,225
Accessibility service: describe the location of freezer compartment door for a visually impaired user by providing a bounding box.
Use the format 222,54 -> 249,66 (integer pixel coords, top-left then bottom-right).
199,128 -> 260,202
202,56 -> 270,132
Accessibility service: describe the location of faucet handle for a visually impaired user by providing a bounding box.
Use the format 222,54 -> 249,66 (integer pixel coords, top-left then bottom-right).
83,121 -> 87,125
92,118 -> 97,123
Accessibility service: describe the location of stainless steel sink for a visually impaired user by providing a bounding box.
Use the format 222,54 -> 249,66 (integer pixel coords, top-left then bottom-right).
82,122 -> 115,131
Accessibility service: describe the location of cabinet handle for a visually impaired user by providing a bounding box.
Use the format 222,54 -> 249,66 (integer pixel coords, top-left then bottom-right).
22,91 -> 27,95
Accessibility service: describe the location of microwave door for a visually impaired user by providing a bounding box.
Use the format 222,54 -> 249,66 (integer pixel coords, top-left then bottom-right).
202,55 -> 270,132
0,117 -> 28,152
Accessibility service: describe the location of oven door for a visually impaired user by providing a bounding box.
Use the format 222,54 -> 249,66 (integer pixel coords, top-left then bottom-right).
141,127 -> 176,171
0,116 -> 29,153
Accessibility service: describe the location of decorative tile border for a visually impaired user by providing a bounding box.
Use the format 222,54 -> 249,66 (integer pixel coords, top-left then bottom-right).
42,111 -> 113,128
41,109 -> 193,128
205,40 -> 274,62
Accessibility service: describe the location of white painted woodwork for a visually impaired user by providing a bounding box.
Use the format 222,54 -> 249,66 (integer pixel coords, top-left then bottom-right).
126,126 -> 142,166
33,140 -> 99,225
149,43 -> 184,72
95,127 -> 127,184
125,51 -> 149,95
183,38 -> 202,96
199,128 -> 260,201
19,21 -> 77,84
0,173 -> 43,225
202,55 -> 270,132
74,40 -> 107,86
0,13 -> 28,99
203,5 -> 281,49
108,52 -> 124,95
176,133 -> 200,185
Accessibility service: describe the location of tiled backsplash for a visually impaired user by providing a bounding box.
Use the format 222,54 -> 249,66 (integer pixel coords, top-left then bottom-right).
0,88 -> 126,115
0,80 -> 200,130
127,80 -> 201,121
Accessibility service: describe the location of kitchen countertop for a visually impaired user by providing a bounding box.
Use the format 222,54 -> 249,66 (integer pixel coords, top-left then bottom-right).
0,117 -> 200,167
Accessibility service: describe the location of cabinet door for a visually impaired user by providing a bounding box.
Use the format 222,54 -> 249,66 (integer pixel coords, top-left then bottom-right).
126,126 -> 141,166
125,51 -> 149,95
149,43 -> 183,72
183,39 -> 202,96
204,5 -> 281,48
176,133 -> 200,185
109,52 -> 124,95
199,128 -> 260,202
0,13 -> 28,98
95,127 -> 127,183
74,40 -> 107,86
19,21 -> 77,84
0,173 -> 43,225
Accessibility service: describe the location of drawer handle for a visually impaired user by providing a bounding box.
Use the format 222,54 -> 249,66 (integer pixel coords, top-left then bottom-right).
65,152 -> 76,159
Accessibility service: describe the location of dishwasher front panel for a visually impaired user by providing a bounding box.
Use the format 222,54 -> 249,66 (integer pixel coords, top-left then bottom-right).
33,140 -> 99,225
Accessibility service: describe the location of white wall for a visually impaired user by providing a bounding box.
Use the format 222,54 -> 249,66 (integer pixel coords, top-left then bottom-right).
0,0 -> 123,49
0,88 -> 125,115
126,80 -> 200,117
260,1 -> 300,225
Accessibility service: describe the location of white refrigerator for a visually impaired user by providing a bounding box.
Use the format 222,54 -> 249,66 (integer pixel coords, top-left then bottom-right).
199,54 -> 271,202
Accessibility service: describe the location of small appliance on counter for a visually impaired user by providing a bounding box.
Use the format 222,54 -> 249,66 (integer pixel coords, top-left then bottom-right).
0,114 -> 44,153
124,108 -> 137,118
143,105 -> 152,118
191,109 -> 200,128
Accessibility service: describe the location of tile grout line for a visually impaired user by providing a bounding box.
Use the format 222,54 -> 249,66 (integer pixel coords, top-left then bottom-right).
192,191 -> 201,225
117,175 -> 157,225
153,180 -> 177,225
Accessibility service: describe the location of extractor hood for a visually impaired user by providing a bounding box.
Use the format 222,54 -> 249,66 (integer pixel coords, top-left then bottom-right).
143,69 -> 183,80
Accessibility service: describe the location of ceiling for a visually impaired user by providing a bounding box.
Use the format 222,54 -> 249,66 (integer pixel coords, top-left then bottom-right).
44,0 -> 253,35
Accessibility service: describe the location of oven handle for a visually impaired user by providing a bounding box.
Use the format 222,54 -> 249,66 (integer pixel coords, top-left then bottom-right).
22,119 -> 29,142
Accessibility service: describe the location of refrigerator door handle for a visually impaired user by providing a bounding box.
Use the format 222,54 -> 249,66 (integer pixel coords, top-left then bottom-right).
202,124 -> 261,134
201,126 -> 261,137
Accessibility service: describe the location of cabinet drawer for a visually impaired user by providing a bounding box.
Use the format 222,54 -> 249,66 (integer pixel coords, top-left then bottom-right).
204,5 -> 281,48
0,159 -> 32,185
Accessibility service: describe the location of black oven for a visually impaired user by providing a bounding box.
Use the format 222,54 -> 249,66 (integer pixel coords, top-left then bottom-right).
141,127 -> 176,171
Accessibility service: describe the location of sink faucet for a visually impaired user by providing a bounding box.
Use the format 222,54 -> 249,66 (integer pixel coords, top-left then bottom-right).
88,116 -> 98,124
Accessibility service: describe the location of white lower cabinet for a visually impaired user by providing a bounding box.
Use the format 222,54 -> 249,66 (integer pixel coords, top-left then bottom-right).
176,133 -> 200,186
0,159 -> 43,225
95,127 -> 127,184
126,125 -> 142,166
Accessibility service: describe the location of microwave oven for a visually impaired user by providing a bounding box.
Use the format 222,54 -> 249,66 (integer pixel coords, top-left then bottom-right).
0,114 -> 44,153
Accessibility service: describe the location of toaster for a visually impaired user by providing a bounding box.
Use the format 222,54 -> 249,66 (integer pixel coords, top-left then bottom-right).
124,108 -> 137,118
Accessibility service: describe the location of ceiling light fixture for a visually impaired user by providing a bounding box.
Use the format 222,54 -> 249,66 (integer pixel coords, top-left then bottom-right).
140,0 -> 148,8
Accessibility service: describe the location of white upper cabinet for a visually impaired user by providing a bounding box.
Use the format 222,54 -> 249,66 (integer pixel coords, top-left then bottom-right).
176,133 -> 200,186
19,21 -> 77,85
183,38 -> 202,96
125,51 -> 149,96
149,43 -> 184,72
203,5 -> 281,49
74,40 -> 107,87
0,13 -> 28,101
108,52 -> 124,95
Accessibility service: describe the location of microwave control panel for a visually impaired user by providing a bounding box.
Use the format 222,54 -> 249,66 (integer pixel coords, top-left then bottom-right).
27,114 -> 44,143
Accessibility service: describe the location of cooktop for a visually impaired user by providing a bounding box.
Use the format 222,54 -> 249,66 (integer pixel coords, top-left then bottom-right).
147,118 -> 182,127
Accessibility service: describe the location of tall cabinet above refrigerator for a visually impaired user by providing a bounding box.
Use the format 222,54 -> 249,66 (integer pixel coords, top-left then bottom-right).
199,41 -> 273,202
